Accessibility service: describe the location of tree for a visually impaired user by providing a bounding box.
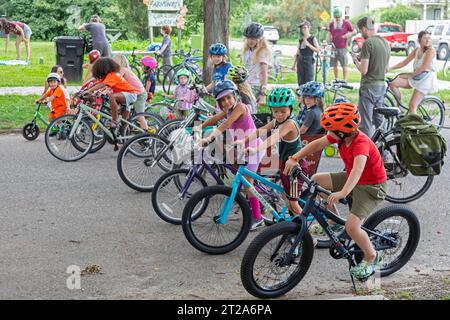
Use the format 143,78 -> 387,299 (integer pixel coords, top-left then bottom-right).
202,0 -> 230,84
380,5 -> 420,30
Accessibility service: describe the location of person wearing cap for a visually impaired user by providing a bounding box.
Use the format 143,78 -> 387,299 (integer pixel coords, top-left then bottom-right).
35,73 -> 69,120
328,8 -> 356,81
352,17 -> 390,138
293,20 -> 320,86
83,49 -> 101,83
78,15 -> 111,58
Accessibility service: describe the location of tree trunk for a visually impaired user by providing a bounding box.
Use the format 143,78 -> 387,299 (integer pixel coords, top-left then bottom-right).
203,0 -> 230,85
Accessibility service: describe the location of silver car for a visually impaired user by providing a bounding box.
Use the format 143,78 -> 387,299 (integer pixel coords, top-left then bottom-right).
263,26 -> 280,44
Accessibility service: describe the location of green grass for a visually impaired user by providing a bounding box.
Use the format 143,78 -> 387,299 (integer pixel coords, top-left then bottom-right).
395,291 -> 414,300
0,94 -> 41,131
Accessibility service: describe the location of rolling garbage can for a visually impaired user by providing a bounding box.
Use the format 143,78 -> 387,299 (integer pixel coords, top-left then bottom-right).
55,36 -> 85,82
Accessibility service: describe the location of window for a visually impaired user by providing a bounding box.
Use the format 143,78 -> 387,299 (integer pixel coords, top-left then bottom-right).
446,24 -> 450,36
434,25 -> 444,36
344,6 -> 350,20
426,25 -> 435,34
433,9 -> 441,20
378,25 -> 401,33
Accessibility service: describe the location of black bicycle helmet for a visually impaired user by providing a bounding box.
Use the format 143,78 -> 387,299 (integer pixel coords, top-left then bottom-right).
243,23 -> 264,38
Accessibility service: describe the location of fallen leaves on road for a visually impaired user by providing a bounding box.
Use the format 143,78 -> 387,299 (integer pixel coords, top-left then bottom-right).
81,264 -> 102,275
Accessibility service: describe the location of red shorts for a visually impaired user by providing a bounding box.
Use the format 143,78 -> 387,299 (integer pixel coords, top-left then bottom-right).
279,159 -> 309,201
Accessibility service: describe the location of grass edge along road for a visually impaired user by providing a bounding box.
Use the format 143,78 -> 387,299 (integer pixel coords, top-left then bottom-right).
1,88 -> 450,131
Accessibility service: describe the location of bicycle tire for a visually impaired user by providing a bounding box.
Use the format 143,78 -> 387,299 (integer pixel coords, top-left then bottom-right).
356,204 -> 420,277
129,112 -> 163,135
23,122 -> 40,141
131,65 -> 141,81
157,118 -> 184,140
240,222 -> 314,299
117,133 -> 173,192
152,168 -> 209,225
379,135 -> 434,203
157,64 -> 173,85
417,96 -> 445,130
45,114 -> 94,162
163,65 -> 182,94
181,185 -> 252,255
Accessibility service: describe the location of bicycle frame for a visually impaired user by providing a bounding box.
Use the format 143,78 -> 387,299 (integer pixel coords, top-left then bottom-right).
69,103 -> 145,142
32,104 -> 50,127
217,166 -> 293,225
285,182 -> 399,266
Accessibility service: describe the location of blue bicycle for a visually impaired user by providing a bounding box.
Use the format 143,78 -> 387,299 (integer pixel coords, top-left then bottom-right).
180,150 -> 349,254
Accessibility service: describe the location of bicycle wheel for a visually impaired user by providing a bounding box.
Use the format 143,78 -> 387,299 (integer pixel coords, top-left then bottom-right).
181,185 -> 252,255
45,115 -> 93,162
157,118 -> 184,140
81,116 -> 107,154
146,102 -> 174,120
417,96 -> 445,130
379,135 -> 434,203
356,205 -> 420,277
131,65 -> 141,81
157,64 -> 173,85
152,168 -> 209,225
163,65 -> 182,94
117,133 -> 174,192
240,222 -> 315,299
23,122 -> 39,141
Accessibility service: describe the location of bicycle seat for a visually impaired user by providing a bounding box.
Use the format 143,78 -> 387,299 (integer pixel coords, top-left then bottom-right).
374,106 -> 401,118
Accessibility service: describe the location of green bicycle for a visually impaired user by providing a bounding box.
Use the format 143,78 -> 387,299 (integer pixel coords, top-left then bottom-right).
22,103 -> 50,141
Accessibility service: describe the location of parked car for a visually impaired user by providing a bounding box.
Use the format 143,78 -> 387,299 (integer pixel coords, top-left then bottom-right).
405,22 -> 450,60
263,26 -> 280,44
351,22 -> 413,54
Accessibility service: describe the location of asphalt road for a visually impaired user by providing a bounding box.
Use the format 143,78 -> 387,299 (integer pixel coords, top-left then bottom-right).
0,132 -> 449,299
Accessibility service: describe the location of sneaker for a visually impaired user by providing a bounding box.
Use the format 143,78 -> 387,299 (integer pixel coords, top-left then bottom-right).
350,252 -> 382,280
250,218 -> 265,231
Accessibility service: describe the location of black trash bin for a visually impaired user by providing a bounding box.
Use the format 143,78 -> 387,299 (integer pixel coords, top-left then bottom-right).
55,36 -> 85,82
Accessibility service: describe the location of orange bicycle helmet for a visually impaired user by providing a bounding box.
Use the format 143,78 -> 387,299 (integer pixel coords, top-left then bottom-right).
320,102 -> 360,133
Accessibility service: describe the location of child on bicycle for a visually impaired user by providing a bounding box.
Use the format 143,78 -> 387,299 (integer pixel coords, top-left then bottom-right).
35,73 -> 69,120
141,56 -> 158,102
195,80 -> 265,231
296,81 -> 325,135
228,65 -> 257,113
113,54 -> 149,131
162,68 -> 198,119
81,57 -> 138,130
238,87 -> 308,219
284,102 -> 387,280
205,43 -> 232,94
43,65 -> 70,109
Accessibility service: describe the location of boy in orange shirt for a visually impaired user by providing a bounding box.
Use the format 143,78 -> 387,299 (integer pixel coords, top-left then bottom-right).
82,58 -> 137,129
35,73 -> 68,120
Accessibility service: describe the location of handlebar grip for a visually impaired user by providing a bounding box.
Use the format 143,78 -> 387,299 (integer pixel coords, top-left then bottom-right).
342,85 -> 354,90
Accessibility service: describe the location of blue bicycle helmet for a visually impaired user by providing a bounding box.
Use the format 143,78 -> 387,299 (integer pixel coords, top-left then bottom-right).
208,43 -> 227,56
297,81 -> 325,98
148,43 -> 161,52
333,97 -> 350,104
214,80 -> 237,101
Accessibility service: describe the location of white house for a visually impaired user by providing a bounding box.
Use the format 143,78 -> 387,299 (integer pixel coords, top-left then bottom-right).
330,0 -> 449,21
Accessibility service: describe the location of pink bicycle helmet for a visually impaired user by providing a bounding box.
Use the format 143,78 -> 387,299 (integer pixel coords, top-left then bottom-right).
141,56 -> 157,69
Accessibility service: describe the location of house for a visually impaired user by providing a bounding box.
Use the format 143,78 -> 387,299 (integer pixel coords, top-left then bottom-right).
330,0 -> 449,21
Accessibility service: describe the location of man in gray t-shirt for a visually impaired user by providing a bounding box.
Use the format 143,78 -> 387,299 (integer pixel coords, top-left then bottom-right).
79,15 -> 111,57
352,17 -> 390,137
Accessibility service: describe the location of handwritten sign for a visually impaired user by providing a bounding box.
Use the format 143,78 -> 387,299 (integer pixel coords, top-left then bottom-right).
149,0 -> 183,11
148,12 -> 179,27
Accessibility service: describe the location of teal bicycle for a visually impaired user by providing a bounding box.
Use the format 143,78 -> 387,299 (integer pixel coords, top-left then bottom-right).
23,103 -> 50,141
181,148 -> 350,254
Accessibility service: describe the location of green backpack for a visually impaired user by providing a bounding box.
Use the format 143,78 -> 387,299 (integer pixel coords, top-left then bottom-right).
394,114 -> 447,176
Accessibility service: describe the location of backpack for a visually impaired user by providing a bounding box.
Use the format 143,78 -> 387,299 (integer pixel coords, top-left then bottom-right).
394,114 -> 447,176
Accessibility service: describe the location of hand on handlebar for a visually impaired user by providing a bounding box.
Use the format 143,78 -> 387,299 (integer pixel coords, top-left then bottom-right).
326,191 -> 347,209
283,159 -> 299,176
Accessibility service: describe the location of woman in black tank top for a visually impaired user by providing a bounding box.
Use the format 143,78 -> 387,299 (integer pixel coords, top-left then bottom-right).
293,20 -> 320,86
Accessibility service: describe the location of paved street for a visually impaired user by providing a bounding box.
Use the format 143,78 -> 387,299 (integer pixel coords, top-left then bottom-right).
0,132 -> 449,299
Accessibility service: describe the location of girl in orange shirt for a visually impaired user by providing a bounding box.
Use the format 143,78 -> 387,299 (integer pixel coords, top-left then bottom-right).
82,58 -> 137,128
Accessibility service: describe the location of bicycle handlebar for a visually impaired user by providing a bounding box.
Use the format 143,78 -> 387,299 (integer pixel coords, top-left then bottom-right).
291,166 -> 348,205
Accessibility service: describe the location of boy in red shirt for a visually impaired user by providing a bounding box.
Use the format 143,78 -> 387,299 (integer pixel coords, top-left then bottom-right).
82,58 -> 137,129
35,73 -> 68,120
284,102 -> 387,280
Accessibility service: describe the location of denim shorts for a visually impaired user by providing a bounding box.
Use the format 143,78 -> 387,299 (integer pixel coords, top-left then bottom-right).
23,24 -> 32,38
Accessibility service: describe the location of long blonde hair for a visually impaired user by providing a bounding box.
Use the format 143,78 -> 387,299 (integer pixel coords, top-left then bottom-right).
243,37 -> 272,63
112,54 -> 130,69
237,82 -> 256,103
